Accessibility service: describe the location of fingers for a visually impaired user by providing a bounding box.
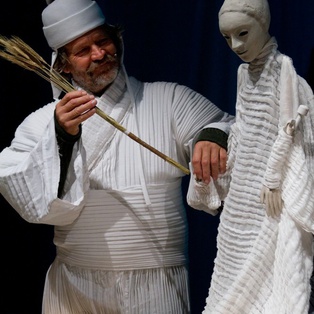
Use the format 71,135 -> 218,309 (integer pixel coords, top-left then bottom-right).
192,142 -> 210,184
192,141 -> 227,184
55,90 -> 97,135
269,190 -> 283,217
273,192 -> 283,217
218,149 -> 227,174
209,150 -> 219,181
261,186 -> 283,218
266,194 -> 275,218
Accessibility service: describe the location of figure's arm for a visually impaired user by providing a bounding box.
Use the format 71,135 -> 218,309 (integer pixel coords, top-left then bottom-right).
261,105 -> 309,217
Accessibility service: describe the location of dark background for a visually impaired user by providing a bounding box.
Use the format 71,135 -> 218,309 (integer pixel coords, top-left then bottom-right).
0,1 -> 314,313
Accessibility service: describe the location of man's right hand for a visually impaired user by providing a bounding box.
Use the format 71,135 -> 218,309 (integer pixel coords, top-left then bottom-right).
55,90 -> 97,135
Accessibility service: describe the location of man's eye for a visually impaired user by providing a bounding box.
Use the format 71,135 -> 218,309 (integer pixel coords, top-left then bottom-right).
98,38 -> 111,47
75,48 -> 89,56
239,31 -> 248,37
223,35 -> 230,40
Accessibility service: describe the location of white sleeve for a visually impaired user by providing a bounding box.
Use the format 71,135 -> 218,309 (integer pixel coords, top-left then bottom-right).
172,84 -> 235,162
0,103 -> 89,225
201,112 -> 235,134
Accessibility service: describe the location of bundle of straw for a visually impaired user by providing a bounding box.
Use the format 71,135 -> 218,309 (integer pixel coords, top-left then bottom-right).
0,35 -> 190,175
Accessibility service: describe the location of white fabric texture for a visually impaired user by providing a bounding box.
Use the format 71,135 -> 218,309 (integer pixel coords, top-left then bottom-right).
0,67 -> 233,313
44,260 -> 190,314
200,38 -> 314,314
187,161 -> 228,215
260,56 -> 309,217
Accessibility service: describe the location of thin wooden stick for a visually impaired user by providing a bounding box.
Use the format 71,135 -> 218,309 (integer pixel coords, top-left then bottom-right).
95,108 -> 190,174
0,35 -> 190,175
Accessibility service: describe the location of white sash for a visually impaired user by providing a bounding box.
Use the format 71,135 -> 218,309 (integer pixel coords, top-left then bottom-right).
55,181 -> 187,270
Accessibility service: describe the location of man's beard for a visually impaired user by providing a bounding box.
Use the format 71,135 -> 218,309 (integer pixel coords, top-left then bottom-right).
72,55 -> 120,95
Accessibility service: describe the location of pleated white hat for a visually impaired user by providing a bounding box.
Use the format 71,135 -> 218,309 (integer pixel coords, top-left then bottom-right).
42,0 -> 105,50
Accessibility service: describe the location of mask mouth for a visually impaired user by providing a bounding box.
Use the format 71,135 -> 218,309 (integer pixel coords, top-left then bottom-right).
237,50 -> 247,56
235,50 -> 248,58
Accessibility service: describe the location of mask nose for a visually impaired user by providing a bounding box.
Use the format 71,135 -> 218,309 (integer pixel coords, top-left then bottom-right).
231,36 -> 244,52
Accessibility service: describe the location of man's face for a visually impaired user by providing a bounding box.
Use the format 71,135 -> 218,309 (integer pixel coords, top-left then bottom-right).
64,26 -> 120,95
219,12 -> 270,63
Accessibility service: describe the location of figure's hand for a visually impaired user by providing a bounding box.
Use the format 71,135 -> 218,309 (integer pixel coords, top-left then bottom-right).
55,90 -> 97,135
192,141 -> 227,184
260,185 -> 283,218
284,120 -> 296,136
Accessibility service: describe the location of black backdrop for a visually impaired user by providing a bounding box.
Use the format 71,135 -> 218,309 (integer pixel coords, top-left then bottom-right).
0,1 -> 314,313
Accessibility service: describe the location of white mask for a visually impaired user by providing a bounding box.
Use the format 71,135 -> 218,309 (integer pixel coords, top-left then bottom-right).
219,11 -> 270,62
218,0 -> 271,62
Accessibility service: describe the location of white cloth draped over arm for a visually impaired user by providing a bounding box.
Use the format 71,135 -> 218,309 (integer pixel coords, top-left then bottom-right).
186,162 -> 230,214
261,56 -> 299,217
0,102 -> 88,225
281,131 -> 314,233
261,56 -> 314,227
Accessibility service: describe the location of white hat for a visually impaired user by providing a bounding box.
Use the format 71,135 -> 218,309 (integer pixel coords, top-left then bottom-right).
218,0 -> 271,32
42,0 -> 105,50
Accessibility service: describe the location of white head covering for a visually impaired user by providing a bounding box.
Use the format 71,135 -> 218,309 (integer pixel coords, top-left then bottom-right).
42,0 -> 105,50
42,0 -> 106,98
218,0 -> 271,32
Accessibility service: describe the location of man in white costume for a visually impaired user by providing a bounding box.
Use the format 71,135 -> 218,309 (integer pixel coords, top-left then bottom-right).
0,0 -> 234,313
188,0 -> 314,313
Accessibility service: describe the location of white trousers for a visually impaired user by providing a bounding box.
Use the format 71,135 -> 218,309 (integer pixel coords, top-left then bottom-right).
42,259 -> 190,314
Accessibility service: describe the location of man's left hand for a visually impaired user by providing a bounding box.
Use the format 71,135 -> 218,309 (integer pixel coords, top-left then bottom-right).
192,141 -> 227,184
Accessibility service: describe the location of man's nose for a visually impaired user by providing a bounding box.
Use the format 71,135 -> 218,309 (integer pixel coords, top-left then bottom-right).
90,45 -> 105,60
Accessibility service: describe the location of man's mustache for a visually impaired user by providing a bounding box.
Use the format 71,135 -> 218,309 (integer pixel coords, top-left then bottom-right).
89,54 -> 118,69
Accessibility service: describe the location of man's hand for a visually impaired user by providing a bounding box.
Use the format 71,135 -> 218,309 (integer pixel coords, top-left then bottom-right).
192,141 -> 227,184
55,90 -> 97,135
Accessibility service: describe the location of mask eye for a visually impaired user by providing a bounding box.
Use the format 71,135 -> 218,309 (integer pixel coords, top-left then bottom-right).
239,31 -> 248,37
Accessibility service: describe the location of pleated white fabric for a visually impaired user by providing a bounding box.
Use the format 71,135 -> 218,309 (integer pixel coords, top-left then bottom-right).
197,38 -> 314,314
0,67 -> 234,313
44,261 -> 189,314
55,185 -> 187,270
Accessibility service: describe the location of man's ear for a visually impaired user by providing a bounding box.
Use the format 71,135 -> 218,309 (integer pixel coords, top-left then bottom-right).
63,66 -> 71,74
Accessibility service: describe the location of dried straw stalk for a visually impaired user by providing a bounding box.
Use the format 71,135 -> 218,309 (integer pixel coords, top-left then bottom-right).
0,35 -> 190,175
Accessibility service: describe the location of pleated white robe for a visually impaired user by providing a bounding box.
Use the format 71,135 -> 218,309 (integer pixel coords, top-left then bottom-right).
201,38 -> 314,314
0,68 -> 233,314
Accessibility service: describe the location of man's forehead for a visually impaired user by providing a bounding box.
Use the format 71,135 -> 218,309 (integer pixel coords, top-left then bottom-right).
65,26 -> 109,48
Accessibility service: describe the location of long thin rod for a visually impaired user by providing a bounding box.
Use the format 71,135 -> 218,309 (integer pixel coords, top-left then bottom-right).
0,35 -> 190,175
95,107 -> 190,174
